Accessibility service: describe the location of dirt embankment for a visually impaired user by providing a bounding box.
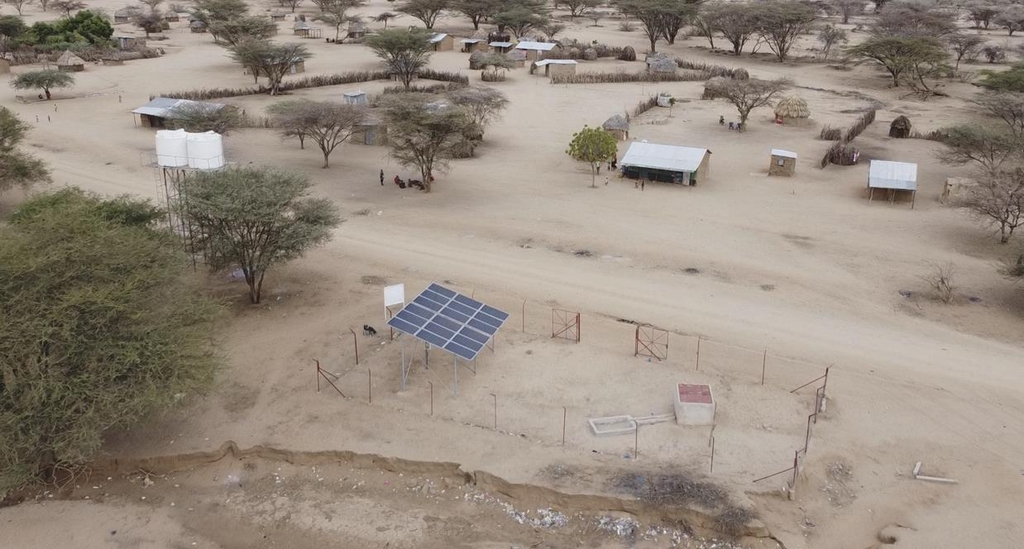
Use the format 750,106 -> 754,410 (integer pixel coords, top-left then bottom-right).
79,441 -> 781,546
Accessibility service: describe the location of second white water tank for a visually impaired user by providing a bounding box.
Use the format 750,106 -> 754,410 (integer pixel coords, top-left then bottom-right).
185,131 -> 225,170
155,129 -> 189,167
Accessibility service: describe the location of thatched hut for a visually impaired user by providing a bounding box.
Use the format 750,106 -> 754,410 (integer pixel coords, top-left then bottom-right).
732,67 -> 749,80
468,51 -> 487,70
190,20 -> 207,33
57,50 -> 86,72
602,114 -> 629,141
101,52 -> 126,66
889,115 -> 911,138
774,95 -> 810,124
619,45 -> 636,61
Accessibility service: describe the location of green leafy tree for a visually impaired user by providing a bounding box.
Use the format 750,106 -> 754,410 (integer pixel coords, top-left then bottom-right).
0,189 -> 219,494
754,1 -> 817,62
167,103 -> 242,135
397,0 -> 449,28
703,77 -> 789,129
493,6 -> 548,39
267,100 -> 366,168
190,0 -> 248,40
11,69 -> 75,100
181,167 -> 341,303
477,51 -> 515,80
314,0 -> 359,41
565,126 -> 618,187
0,107 -> 51,195
366,29 -> 432,90
381,94 -> 475,192
846,36 -> 948,87
0,15 -> 28,54
26,10 -> 113,45
209,15 -> 278,46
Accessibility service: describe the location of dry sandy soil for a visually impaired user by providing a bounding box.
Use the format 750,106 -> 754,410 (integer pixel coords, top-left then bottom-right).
2,1 -> 1024,548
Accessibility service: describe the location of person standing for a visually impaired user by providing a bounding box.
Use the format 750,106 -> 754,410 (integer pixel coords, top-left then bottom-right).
641,179 -> 645,191
604,176 -> 609,186
380,169 -> 384,186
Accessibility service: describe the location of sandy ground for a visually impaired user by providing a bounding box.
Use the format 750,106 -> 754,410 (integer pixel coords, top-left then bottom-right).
2,1 -> 1024,548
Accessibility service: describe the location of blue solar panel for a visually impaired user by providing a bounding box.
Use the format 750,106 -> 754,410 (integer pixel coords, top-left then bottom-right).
387,283 -> 509,361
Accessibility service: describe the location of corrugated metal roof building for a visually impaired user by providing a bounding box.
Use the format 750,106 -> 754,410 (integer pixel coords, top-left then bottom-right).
620,141 -> 711,186
868,160 -> 918,208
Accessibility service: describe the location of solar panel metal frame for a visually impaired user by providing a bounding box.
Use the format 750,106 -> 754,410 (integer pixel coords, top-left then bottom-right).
387,283 -> 510,361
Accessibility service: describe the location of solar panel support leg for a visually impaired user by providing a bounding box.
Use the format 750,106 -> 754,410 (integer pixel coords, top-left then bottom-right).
400,341 -> 408,391
453,356 -> 459,397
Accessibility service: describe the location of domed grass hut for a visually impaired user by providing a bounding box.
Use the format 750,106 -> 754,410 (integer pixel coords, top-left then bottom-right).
889,115 -> 911,138
774,95 -> 810,125
57,50 -> 86,72
602,114 -> 630,141
732,67 -> 749,80
646,53 -> 677,75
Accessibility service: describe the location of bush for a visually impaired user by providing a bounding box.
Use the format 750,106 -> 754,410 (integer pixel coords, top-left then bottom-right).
676,59 -> 736,79
820,125 -> 842,140
552,71 -> 709,84
843,109 -> 876,142
418,68 -> 470,85
632,94 -> 659,117
981,44 -> 1006,63
23,10 -> 113,47
618,20 -> 635,32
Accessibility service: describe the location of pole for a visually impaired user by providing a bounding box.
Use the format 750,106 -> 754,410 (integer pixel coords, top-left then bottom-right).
315,359 -> 320,393
491,393 -> 497,430
634,425 -> 639,460
562,406 -> 567,445
761,347 -> 767,385
349,327 -> 359,365
695,335 -> 701,371
522,299 -> 526,332
710,436 -> 715,473
428,381 -> 434,416
634,326 -> 639,356
368,368 -> 372,404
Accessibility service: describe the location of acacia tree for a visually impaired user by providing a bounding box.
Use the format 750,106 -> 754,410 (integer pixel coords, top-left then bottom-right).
268,100 -> 366,168
209,15 -> 278,46
493,6 -> 547,38
313,0 -> 362,39
11,70 -> 74,100
566,126 -> 618,188
703,77 -> 789,129
167,103 -> 243,135
948,33 -> 984,70
872,3 -> 956,38
477,52 -> 514,80
691,12 -> 716,48
453,0 -> 499,29
0,107 -> 51,195
937,124 -> 1019,174
381,94 -> 475,192
828,0 -> 863,24
846,36 -> 947,87
0,189 -> 219,493
446,86 -> 509,130
703,2 -> 758,54
8,0 -> 34,16
375,11 -> 401,28
50,0 -> 86,17
182,167 -> 341,303
755,1 -> 817,62
397,0 -> 449,28
615,0 -> 691,53
132,9 -> 166,38
817,24 -> 847,60
959,168 -> 1024,243
190,0 -> 248,39
366,29 -> 432,90
967,2 -> 999,29
995,6 -> 1024,36
230,41 -> 311,95
974,92 -> 1024,139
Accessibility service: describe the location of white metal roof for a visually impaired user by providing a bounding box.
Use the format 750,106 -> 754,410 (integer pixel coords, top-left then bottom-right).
620,142 -> 710,174
132,97 -> 226,118
461,38 -> 484,43
429,33 -> 448,43
515,41 -> 557,51
771,149 -> 797,159
534,59 -> 577,66
489,41 -> 514,47
869,160 -> 918,190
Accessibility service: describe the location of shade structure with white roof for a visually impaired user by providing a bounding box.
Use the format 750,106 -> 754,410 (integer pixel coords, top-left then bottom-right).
531,58 -> 577,78
619,141 -> 711,186
868,160 -> 918,208
516,40 -> 559,61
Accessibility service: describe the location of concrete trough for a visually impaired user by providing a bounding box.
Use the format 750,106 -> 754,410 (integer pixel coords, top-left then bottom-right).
674,383 -> 715,426
589,415 -> 638,437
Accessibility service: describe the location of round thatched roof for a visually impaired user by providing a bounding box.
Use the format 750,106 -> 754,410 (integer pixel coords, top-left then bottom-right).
890,115 -> 911,129
603,114 -> 629,131
57,50 -> 86,66
647,56 -> 677,74
774,95 -> 810,119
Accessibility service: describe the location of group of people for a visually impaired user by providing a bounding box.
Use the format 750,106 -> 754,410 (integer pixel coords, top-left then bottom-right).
381,169 -> 432,190
719,115 -> 743,132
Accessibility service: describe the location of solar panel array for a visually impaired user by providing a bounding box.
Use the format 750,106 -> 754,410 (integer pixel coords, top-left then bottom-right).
387,283 -> 510,361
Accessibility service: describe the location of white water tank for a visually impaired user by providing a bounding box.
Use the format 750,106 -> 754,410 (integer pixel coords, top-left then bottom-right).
185,131 -> 225,170
155,129 -> 189,167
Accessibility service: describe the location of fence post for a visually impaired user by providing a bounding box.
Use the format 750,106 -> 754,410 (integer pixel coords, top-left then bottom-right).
349,327 -> 359,365
710,436 -> 715,473
368,368 -> 372,404
315,359 -> 320,393
695,335 -> 701,371
562,406 -> 567,445
428,381 -> 433,416
761,347 -> 767,385
490,393 -> 497,430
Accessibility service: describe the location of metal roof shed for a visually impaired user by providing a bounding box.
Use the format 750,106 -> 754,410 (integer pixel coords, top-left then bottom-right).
620,141 -> 711,186
868,160 -> 918,208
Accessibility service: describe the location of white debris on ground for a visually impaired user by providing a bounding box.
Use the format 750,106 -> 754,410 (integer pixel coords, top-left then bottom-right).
463,491 -> 570,528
